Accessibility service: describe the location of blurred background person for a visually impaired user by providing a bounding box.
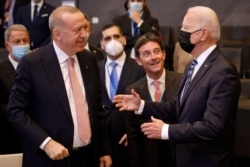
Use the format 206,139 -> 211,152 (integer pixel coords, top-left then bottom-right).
98,23 -> 145,167
84,13 -> 105,62
173,41 -> 193,73
16,0 -> 55,49
113,0 -> 159,58
0,24 -> 30,154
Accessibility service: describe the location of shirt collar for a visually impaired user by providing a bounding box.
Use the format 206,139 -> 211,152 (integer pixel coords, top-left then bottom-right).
106,51 -> 126,67
8,54 -> 18,70
84,42 -> 90,51
32,0 -> 44,9
196,44 -> 217,67
53,41 -> 76,64
146,69 -> 166,86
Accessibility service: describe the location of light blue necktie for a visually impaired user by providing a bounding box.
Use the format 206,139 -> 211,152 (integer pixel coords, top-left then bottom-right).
109,62 -> 118,100
182,59 -> 198,97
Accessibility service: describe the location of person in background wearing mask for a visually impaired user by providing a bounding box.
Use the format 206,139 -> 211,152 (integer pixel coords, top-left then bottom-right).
114,6 -> 241,167
0,24 -> 30,154
113,0 -> 159,58
15,0 -> 55,49
83,13 -> 105,62
98,23 -> 145,167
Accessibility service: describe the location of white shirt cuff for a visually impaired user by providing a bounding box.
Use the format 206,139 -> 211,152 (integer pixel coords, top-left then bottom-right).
40,137 -> 52,150
134,100 -> 145,115
161,124 -> 169,140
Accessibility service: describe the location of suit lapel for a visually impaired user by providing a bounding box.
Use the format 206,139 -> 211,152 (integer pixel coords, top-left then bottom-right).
116,57 -> 134,94
41,44 -> 72,121
137,77 -> 150,100
180,48 -> 218,105
165,70 -> 180,102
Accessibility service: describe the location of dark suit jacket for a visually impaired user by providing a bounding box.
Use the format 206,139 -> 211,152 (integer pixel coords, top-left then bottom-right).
89,45 -> 105,62
7,43 -> 105,167
12,0 -> 30,23
98,56 -> 145,165
125,70 -> 182,167
16,2 -> 55,49
113,14 -> 159,55
141,47 -> 241,167
0,58 -> 23,154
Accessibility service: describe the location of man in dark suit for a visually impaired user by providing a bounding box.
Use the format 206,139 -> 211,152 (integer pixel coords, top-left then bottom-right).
113,0 -> 159,58
125,32 -> 182,167
7,6 -> 111,167
0,24 -> 30,154
16,0 -> 55,49
114,6 -> 241,167
98,23 -> 145,167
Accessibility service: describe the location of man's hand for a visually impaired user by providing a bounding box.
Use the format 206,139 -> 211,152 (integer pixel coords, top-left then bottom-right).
43,139 -> 69,160
141,116 -> 164,139
99,155 -> 112,167
119,134 -> 128,147
113,89 -> 141,111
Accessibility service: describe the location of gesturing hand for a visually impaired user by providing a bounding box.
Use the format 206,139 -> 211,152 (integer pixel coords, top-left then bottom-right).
113,89 -> 141,111
141,116 -> 165,139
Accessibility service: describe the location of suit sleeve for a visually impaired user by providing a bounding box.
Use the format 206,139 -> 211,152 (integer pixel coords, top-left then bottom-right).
6,57 -> 49,148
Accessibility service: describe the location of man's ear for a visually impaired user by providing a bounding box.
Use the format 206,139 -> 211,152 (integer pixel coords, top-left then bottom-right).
100,40 -> 105,50
53,29 -> 62,41
121,36 -> 126,46
4,42 -> 12,52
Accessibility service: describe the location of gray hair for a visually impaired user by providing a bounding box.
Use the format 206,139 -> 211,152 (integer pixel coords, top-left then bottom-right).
187,6 -> 221,41
4,24 -> 28,42
48,6 -> 81,31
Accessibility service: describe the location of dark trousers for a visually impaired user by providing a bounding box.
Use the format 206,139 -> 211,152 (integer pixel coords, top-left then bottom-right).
70,144 -> 95,167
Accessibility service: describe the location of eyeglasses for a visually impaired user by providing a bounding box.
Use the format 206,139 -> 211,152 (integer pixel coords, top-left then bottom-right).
191,29 -> 203,34
103,34 -> 121,42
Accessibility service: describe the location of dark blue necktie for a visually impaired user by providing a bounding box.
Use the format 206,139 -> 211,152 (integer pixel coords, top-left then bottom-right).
109,62 -> 118,100
33,5 -> 38,23
132,22 -> 139,37
182,59 -> 198,97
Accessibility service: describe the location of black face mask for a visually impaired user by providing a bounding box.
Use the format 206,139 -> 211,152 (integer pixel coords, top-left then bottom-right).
178,30 -> 195,53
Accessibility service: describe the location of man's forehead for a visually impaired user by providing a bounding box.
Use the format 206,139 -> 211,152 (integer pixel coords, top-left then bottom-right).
103,27 -> 120,36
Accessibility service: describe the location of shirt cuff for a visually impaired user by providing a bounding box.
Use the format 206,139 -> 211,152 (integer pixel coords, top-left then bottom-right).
161,124 -> 169,140
40,137 -> 52,150
135,100 -> 145,115
137,20 -> 144,27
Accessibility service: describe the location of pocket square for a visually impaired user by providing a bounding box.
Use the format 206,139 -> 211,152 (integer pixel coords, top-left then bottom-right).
41,14 -> 49,17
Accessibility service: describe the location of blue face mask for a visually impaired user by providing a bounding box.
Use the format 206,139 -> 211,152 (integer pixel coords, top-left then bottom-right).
11,44 -> 30,61
129,2 -> 143,12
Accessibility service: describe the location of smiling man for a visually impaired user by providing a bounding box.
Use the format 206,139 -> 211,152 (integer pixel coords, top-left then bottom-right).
125,32 -> 182,167
7,6 -> 111,167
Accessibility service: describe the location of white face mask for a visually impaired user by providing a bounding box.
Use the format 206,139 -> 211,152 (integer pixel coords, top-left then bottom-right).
104,40 -> 124,57
129,2 -> 143,12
